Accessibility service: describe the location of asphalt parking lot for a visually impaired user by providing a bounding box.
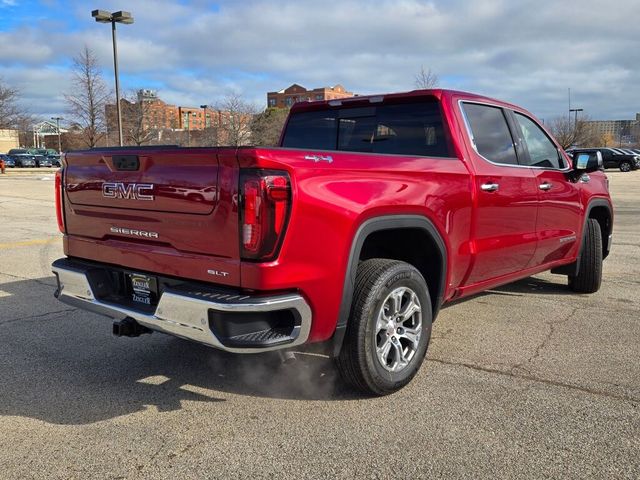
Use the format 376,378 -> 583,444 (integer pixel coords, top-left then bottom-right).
0,169 -> 638,479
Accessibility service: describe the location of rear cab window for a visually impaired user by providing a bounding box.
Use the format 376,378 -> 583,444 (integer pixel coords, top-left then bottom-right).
282,98 -> 453,158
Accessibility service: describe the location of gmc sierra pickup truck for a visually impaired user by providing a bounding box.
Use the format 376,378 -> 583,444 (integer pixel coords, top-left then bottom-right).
52,89 -> 613,395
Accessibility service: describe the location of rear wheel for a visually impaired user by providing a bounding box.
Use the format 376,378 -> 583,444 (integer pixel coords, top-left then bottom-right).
619,161 -> 631,172
336,259 -> 432,396
569,218 -> 602,293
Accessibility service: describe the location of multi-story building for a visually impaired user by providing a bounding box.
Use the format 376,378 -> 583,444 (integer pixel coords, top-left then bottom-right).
585,113 -> 640,144
104,90 -> 254,146
267,84 -> 354,108
105,90 -> 220,134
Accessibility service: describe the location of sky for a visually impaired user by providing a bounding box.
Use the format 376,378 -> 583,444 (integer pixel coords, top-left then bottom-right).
1,0 -> 639,124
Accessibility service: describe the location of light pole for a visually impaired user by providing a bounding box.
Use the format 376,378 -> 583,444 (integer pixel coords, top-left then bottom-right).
186,112 -> 197,146
569,108 -> 583,146
91,10 -> 134,147
51,117 -> 63,153
200,105 -> 209,128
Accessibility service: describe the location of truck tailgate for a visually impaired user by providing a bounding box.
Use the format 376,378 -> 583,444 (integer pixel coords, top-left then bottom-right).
62,147 -> 241,285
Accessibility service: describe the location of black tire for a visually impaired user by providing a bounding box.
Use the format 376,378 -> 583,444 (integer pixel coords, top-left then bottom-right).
619,161 -> 631,172
569,218 -> 603,293
335,259 -> 432,396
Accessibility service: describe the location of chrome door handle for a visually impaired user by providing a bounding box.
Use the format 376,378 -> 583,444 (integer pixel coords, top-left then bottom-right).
480,183 -> 499,192
539,182 -> 553,191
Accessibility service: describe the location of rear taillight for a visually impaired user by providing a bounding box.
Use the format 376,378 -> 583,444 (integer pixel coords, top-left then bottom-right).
240,170 -> 291,261
55,169 -> 65,233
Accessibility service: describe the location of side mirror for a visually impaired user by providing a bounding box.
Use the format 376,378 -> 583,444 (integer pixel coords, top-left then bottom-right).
574,151 -> 602,173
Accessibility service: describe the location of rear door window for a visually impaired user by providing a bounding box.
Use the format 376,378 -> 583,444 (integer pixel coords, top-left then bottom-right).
282,99 -> 453,157
599,149 -> 613,160
461,103 -> 519,165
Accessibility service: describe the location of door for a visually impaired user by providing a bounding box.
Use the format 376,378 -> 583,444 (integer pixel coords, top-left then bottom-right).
460,102 -> 539,285
599,149 -> 616,169
510,111 -> 582,265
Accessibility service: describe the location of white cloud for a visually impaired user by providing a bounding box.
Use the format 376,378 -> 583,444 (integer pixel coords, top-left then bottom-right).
1,0 -> 639,121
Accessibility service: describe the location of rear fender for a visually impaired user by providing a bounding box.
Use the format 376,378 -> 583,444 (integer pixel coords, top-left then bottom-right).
330,215 -> 447,356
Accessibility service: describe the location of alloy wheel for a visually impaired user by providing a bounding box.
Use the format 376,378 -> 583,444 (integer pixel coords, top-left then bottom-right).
374,287 -> 422,372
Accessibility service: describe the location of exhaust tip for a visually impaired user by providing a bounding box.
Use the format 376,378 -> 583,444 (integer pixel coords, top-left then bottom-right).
278,350 -> 296,365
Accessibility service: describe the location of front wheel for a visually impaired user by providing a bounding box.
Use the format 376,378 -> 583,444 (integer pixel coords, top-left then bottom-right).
335,259 -> 432,396
569,218 -> 603,293
619,161 -> 631,172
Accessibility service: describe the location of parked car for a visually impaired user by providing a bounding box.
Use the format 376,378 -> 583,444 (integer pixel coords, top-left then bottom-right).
52,88 -> 613,395
47,154 -> 61,167
7,148 -> 30,156
567,147 -> 639,172
9,154 -> 37,168
32,154 -> 45,167
0,154 -> 14,168
38,156 -> 53,167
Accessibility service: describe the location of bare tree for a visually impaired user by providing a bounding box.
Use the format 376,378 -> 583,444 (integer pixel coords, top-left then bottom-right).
215,93 -> 257,146
197,123 -> 221,147
601,133 -> 616,147
547,115 -> 596,149
414,66 -> 439,89
579,121 -> 605,148
547,116 -> 575,149
65,46 -> 110,148
0,79 -> 23,129
251,107 -> 289,146
16,115 -> 38,148
121,92 -> 156,146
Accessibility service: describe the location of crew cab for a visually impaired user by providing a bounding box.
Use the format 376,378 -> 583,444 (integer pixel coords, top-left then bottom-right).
52,89 -> 613,395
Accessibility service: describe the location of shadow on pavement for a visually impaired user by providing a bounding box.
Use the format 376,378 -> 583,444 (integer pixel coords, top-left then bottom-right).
0,276 -> 354,426
489,276 -> 571,296
441,275 -> 570,310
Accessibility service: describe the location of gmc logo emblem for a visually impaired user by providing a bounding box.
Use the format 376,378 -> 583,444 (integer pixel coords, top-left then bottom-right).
102,182 -> 154,201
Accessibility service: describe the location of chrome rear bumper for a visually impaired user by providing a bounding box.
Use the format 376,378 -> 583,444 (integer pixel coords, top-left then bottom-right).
52,258 -> 312,353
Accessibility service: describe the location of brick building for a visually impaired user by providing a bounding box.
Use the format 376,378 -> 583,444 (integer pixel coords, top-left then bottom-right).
267,84 -> 354,108
105,90 -> 225,134
105,90 -> 253,146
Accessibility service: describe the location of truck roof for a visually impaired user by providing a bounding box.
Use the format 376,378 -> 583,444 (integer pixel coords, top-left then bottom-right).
289,88 -> 524,115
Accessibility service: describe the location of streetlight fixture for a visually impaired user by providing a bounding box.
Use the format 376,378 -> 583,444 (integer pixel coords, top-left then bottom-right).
51,117 -> 63,153
91,9 -> 134,147
569,108 -> 584,129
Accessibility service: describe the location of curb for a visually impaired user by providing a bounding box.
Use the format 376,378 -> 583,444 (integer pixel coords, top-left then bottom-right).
1,168 -> 59,175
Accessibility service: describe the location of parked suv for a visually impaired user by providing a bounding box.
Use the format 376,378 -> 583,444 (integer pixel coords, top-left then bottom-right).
568,147 -> 639,172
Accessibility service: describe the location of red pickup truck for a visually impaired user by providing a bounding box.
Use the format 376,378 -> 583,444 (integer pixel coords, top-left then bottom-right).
52,89 -> 613,395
